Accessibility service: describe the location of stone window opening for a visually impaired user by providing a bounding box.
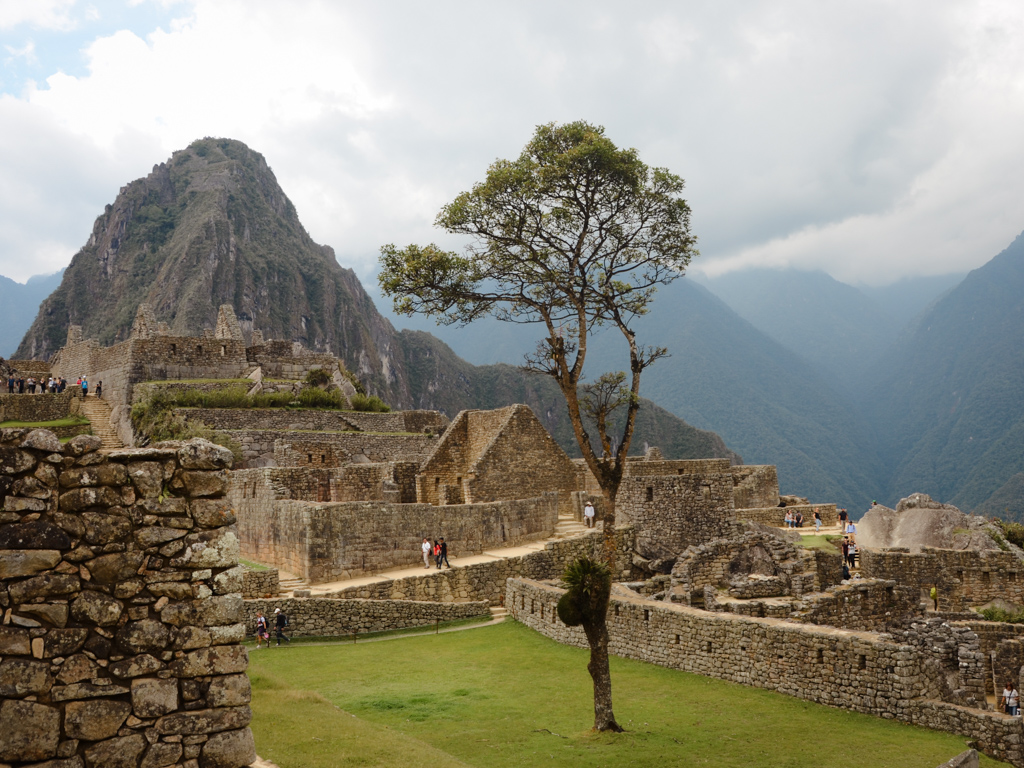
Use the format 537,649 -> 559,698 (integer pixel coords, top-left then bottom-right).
672,634 -> 680,645
1010,572 -> 1018,583
530,600 -> 535,614
858,655 -> 867,670
321,453 -> 326,463
197,345 -> 203,355
704,641 -> 712,653
644,609 -> 650,622
816,649 -> 824,664
220,344 -> 226,356
646,486 -> 654,502
170,343 -> 177,354
701,483 -> 712,500
957,570 -> 964,582
308,453 -> 313,464
981,571 -> 990,584
614,605 -> 620,616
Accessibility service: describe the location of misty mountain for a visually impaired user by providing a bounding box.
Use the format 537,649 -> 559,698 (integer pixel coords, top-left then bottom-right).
867,230 -> 1024,519
0,270 -> 64,357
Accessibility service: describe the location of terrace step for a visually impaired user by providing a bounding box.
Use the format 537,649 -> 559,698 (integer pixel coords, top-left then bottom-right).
78,395 -> 124,452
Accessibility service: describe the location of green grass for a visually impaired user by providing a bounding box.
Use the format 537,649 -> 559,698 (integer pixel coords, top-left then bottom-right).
797,534 -> 841,551
142,378 -> 252,385
0,415 -> 91,428
240,559 -> 272,572
249,621 -> 1000,768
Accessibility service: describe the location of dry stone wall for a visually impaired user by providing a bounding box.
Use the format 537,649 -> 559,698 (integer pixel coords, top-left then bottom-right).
507,578 -> 1024,768
227,429 -> 438,467
729,465 -> 780,509
233,491 -> 559,583
0,430 -> 255,768
0,392 -> 76,424
737,503 -> 838,527
241,568 -> 279,599
242,597 -> 489,637
326,527 -> 637,606
860,547 -> 1024,611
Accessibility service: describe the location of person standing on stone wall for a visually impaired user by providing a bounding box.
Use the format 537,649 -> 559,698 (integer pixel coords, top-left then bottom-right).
273,607 -> 290,646
1010,684 -> 1020,716
584,501 -> 596,528
27,376 -> 34,393
1002,683 -> 1014,715
438,537 -> 451,569
814,508 -> 822,533
81,377 -> 88,398
422,537 -> 431,569
6,375 -> 12,393
17,377 -> 24,393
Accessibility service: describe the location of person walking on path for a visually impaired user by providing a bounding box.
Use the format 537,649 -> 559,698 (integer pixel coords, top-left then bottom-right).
584,501 -> 596,528
814,508 -> 822,533
845,520 -> 857,542
437,537 -> 451,569
273,608 -> 290,646
81,377 -> 88,398
838,508 -> 848,530
433,539 -> 441,568
421,537 -> 432,569
255,613 -> 269,649
96,380 -> 103,398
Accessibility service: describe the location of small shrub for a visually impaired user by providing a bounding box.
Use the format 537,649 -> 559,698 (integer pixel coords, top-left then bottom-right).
298,387 -> 345,409
304,368 -> 332,388
979,606 -> 1024,624
349,393 -> 390,413
995,519 -> 1024,550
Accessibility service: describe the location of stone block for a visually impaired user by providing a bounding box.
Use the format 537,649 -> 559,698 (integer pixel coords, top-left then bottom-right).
109,653 -> 165,679
0,519 -> 72,549
50,681 -> 130,701
57,654 -> 100,685
82,512 -> 132,544
5,495 -> 46,512
177,440 -> 234,471
39,628 -> 89,658
0,446 -> 36,474
127,462 -> 165,498
0,699 -> 60,761
21,428 -> 63,453
86,551 -> 145,584
132,676 -> 179,718
64,699 -> 132,740
18,601 -> 69,627
191,499 -> 236,528
181,471 -> 228,498
0,658 -> 55,697
0,549 -> 62,578
136,526 -> 188,548
116,619 -> 170,654
155,705 -> 251,735
66,433 -> 103,456
83,733 -> 147,768
0,625 -> 32,654
59,486 -> 122,512
9,572 -> 80,602
206,674 -> 251,708
141,740 -> 184,768
71,589 -> 124,626
169,645 -> 248,678
199,727 -> 256,768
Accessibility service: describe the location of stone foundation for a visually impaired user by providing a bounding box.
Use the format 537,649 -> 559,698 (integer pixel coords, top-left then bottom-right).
241,568 -> 279,599
0,430 -> 255,768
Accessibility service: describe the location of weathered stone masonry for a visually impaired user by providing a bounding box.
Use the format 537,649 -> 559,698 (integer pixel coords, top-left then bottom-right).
507,578 -> 1024,768
0,430 -> 255,768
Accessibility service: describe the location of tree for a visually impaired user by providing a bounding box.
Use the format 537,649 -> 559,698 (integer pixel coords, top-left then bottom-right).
557,556 -> 621,731
379,120 -> 697,731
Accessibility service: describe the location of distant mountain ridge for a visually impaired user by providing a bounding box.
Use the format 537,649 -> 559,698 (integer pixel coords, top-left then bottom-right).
12,138 -> 737,466
0,270 -> 64,357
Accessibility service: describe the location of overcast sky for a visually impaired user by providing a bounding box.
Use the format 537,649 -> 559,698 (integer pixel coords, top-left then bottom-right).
1,0 -> 1023,287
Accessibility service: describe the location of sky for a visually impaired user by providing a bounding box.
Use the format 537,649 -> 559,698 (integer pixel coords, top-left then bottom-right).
1,0 -> 1023,286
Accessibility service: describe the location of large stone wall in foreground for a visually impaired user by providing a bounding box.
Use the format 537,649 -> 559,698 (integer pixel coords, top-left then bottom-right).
0,430 -> 255,768
507,578 -> 1024,768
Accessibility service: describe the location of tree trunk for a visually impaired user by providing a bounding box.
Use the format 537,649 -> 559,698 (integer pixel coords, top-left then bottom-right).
583,616 -> 622,732
602,489 -> 617,577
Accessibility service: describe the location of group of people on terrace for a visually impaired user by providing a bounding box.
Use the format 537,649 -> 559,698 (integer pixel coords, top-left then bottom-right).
5,374 -> 100,397
422,537 -> 451,569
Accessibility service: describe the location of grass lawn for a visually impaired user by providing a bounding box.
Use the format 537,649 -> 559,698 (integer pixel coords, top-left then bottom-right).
249,620 -> 1001,768
0,415 -> 91,428
798,534 -> 841,551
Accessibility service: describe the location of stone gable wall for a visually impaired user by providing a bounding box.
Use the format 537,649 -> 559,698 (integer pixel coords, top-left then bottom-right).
618,473 -> 741,562
626,458 -> 732,476
729,465 -> 780,509
233,492 -> 559,583
860,547 -> 1024,611
325,527 -> 638,606
241,597 -> 489,638
506,578 -> 1024,768
9,361 -> 53,377
0,392 -> 76,424
0,430 -> 254,768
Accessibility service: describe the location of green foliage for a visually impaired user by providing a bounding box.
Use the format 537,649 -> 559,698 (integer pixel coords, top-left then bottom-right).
297,387 -> 345,409
560,556 -> 612,625
978,606 -> 1024,624
556,591 -> 584,627
349,393 -> 391,413
131,403 -> 241,462
993,519 -> 1024,549
304,368 -> 332,388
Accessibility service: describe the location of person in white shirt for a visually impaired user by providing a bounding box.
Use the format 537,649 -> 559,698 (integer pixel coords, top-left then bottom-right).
584,501 -> 596,528
421,537 -> 431,568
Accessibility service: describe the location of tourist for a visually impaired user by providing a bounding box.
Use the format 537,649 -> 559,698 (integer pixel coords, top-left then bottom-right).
59,377 -> 66,393
6,375 -> 12,394
81,377 -> 88,398
273,607 -> 290,646
814,508 -> 822,533
422,537 -> 431,569
255,613 -> 269,649
847,540 -> 857,569
795,510 -> 804,528
438,537 -> 451,569
838,507 -> 848,530
1002,683 -> 1014,715
17,377 -> 24,394
433,539 -> 441,568
784,509 -> 793,528
841,537 -> 850,565
1010,685 -> 1020,717
27,376 -> 35,393
584,501 -> 596,528
845,520 -> 857,542
96,380 -> 103,399
842,563 -> 851,580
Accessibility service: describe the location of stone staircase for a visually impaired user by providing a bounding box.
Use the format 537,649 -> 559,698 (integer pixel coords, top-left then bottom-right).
489,605 -> 508,622
278,574 -> 311,596
550,514 -> 589,540
79,395 -> 124,452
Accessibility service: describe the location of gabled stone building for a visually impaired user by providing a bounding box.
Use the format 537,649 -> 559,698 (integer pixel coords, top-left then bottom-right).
416,404 -> 580,513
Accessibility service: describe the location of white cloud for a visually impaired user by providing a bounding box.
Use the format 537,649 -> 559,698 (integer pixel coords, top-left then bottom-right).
1,0 -> 1023,286
0,0 -> 77,31
4,39 -> 35,65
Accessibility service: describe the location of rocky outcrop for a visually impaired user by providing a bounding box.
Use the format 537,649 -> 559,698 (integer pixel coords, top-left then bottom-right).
858,493 -> 1003,552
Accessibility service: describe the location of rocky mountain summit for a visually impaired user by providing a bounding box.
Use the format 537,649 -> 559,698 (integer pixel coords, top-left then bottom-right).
13,138 -> 737,463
